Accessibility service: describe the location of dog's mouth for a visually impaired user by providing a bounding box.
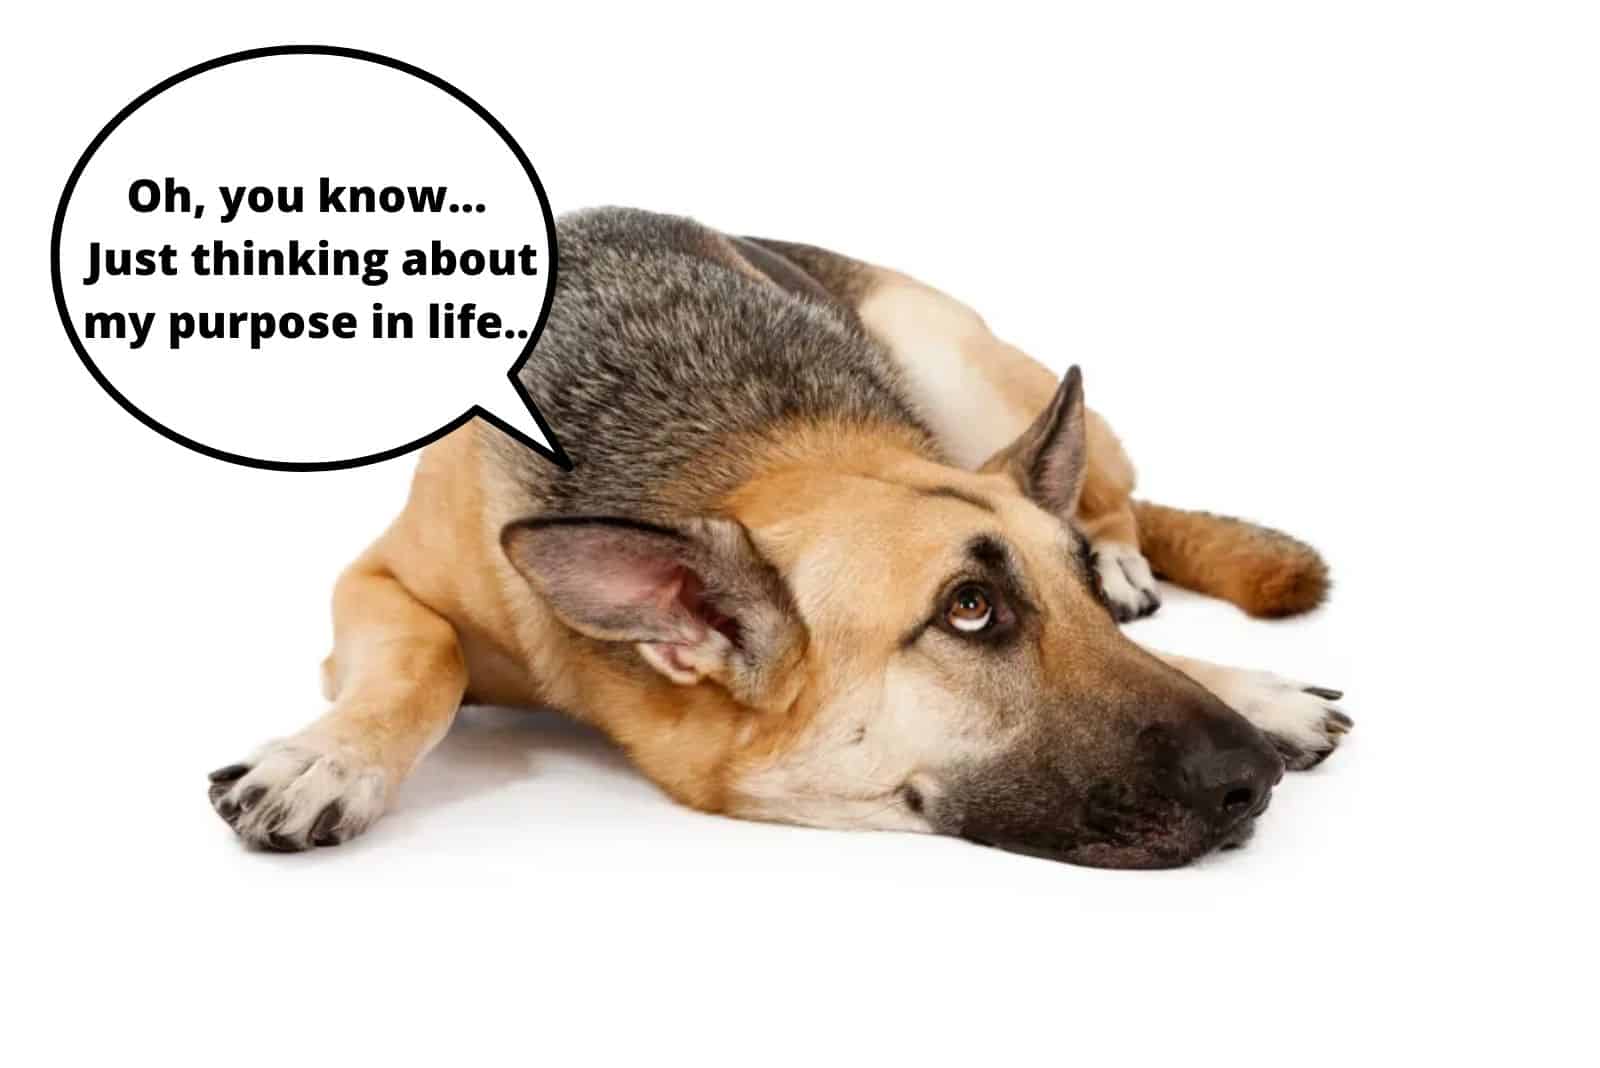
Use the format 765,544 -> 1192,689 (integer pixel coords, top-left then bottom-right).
955,785 -> 1270,870
961,818 -> 1257,870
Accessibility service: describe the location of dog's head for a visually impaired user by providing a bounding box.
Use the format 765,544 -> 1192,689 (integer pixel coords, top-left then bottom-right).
503,368 -> 1281,868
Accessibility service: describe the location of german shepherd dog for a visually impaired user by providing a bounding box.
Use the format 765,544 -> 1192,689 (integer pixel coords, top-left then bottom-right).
207,208 -> 1351,869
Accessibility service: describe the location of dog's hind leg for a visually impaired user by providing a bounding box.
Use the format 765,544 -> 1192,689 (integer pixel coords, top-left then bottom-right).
206,549 -> 468,850
1151,650 -> 1352,770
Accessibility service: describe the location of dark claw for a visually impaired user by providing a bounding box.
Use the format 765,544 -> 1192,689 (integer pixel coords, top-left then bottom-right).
263,831 -> 303,853
1326,709 -> 1355,731
1269,736 -> 1304,762
1303,686 -> 1344,701
1300,746 -> 1334,770
1268,736 -> 1329,772
310,802 -> 344,846
208,763 -> 251,783
208,782 -> 229,806
1111,594 -> 1161,624
236,785 -> 268,813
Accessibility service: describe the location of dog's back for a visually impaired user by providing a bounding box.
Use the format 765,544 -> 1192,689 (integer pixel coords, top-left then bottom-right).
489,207 -> 938,519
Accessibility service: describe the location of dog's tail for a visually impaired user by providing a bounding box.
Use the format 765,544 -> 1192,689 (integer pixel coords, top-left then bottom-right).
1130,500 -> 1329,618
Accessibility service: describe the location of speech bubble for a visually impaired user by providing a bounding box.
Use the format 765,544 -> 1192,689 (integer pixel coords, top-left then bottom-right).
52,45 -> 569,471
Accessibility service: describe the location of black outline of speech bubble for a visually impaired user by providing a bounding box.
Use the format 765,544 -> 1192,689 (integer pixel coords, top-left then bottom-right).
51,44 -> 572,472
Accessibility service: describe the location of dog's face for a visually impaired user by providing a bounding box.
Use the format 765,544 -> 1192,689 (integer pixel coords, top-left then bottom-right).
506,370 -> 1282,869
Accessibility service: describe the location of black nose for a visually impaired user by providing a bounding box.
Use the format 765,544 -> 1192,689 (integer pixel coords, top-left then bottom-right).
1173,743 -> 1280,827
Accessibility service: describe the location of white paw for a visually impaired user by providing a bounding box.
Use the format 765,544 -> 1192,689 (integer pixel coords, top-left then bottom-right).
208,739 -> 387,851
1209,670 -> 1353,770
1094,541 -> 1161,622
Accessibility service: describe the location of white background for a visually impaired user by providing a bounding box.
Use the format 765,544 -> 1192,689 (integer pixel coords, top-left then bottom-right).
4,2 -> 1595,1064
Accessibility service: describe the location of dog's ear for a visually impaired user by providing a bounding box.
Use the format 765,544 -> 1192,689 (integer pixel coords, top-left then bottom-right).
501,515 -> 807,710
979,366 -> 1087,517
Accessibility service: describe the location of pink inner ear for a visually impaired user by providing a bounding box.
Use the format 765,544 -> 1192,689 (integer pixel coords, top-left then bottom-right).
572,533 -> 739,648
589,554 -> 681,611
676,571 -> 742,647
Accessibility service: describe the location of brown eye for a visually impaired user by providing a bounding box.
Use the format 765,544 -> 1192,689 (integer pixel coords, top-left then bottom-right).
946,584 -> 994,633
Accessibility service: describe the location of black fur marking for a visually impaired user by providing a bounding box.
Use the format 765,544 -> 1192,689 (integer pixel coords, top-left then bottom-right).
743,237 -> 879,309
967,536 -> 1010,572
728,236 -> 834,303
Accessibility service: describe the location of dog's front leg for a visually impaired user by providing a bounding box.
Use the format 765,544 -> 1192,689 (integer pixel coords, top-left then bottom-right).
207,558 -> 467,850
1150,650 -> 1353,770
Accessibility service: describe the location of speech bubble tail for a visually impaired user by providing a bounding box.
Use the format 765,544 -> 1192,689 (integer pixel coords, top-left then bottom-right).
472,375 -> 572,471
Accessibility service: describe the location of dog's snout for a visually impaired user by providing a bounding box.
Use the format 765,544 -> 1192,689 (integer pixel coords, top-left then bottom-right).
1174,747 -> 1278,827
1143,714 -> 1283,829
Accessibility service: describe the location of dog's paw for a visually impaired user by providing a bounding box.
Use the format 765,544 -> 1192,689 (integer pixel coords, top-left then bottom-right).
1209,670 -> 1353,770
207,739 -> 387,851
1093,541 -> 1161,622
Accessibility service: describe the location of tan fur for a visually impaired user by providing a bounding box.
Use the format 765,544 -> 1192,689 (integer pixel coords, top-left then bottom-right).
1130,501 -> 1329,618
